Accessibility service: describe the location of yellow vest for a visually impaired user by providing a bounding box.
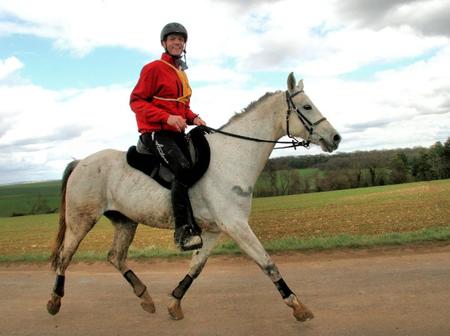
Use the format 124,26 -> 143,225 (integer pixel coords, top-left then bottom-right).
154,60 -> 192,105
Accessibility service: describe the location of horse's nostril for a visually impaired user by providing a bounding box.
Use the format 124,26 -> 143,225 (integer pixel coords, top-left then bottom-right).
333,134 -> 341,143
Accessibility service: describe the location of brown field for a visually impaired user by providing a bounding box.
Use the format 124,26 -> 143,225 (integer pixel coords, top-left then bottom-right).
0,179 -> 449,258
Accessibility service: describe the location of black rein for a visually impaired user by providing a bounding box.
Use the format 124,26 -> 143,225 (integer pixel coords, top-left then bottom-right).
197,89 -> 323,150
201,125 -> 310,150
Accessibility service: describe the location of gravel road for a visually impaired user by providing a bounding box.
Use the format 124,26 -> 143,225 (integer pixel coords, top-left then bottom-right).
1,244 -> 449,336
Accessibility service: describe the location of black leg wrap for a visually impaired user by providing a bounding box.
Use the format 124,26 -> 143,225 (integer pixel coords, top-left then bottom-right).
123,270 -> 147,297
171,274 -> 194,300
53,275 -> 65,297
274,278 -> 294,299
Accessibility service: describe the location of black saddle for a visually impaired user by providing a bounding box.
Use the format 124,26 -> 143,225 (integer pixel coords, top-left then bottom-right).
126,126 -> 211,189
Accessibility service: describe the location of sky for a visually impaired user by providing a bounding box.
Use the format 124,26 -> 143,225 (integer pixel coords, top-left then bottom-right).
0,0 -> 449,184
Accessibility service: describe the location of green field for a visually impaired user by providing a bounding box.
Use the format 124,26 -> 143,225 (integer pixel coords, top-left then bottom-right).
254,168 -> 321,196
0,180 -> 61,217
0,179 -> 449,262
0,169 -> 320,217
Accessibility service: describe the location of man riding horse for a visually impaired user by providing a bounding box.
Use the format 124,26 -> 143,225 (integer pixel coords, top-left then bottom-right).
130,22 -> 206,251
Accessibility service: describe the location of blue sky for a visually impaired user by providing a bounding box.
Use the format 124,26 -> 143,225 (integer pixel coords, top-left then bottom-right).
1,0 -> 450,184
0,34 -> 148,89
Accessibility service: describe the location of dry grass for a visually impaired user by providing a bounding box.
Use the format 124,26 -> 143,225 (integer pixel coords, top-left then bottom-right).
251,181 -> 450,243
0,179 -> 449,259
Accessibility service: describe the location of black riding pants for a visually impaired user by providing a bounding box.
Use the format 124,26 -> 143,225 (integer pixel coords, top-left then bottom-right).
140,131 -> 196,230
140,131 -> 192,182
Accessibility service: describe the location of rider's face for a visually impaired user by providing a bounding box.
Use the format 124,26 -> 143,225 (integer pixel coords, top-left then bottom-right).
162,34 -> 186,56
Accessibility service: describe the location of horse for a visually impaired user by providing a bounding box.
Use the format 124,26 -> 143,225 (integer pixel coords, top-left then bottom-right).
47,73 -> 341,321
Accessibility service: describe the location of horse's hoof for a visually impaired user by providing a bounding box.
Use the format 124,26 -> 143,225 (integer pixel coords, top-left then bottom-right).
167,298 -> 184,320
47,294 -> 61,315
141,301 -> 156,314
293,308 -> 314,322
284,294 -> 314,322
140,291 -> 156,313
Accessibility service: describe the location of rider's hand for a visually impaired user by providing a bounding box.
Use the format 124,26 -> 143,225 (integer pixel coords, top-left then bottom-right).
193,116 -> 206,126
167,115 -> 187,132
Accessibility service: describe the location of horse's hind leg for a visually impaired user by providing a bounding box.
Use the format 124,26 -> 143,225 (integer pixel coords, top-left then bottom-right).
106,211 -> 155,314
225,221 -> 314,322
168,231 -> 221,320
47,214 -> 97,315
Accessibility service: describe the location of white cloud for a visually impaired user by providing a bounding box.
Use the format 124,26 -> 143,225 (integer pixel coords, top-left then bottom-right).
0,0 -> 449,183
296,26 -> 447,77
335,0 -> 450,37
0,56 -> 23,79
0,80 -> 137,183
0,0 -> 447,71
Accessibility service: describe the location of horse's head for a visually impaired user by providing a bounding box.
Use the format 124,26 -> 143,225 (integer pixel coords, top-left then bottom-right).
284,73 -> 341,153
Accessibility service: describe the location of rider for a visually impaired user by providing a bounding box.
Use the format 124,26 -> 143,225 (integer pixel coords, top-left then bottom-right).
130,22 -> 206,251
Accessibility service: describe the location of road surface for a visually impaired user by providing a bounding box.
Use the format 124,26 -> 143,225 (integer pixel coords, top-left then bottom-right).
1,244 -> 449,336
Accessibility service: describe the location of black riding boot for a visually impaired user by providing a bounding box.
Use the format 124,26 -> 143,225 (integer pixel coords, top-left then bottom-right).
171,180 -> 203,251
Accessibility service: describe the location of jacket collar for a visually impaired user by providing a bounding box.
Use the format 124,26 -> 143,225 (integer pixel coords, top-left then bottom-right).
161,53 -> 188,70
161,53 -> 176,65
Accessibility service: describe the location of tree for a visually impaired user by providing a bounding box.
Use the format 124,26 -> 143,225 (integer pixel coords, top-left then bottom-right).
443,137 -> 450,178
390,153 -> 410,184
411,151 -> 432,181
288,170 -> 302,194
369,167 -> 376,186
427,139 -> 450,179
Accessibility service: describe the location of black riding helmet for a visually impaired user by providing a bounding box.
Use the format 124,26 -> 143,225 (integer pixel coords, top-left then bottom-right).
160,22 -> 188,42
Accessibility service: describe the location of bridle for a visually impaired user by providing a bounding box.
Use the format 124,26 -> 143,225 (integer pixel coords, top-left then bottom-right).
285,90 -> 327,147
202,89 -> 327,150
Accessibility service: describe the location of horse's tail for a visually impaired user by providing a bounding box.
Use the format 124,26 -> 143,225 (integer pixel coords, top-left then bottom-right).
50,160 -> 80,271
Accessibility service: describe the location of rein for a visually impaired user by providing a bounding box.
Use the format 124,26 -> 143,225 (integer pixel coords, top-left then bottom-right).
201,89 -> 326,150
202,126 -> 310,150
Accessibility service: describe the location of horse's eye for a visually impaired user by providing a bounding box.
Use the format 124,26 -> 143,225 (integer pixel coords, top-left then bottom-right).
303,104 -> 312,110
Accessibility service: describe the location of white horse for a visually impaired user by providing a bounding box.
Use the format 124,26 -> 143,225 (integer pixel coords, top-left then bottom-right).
47,73 -> 341,321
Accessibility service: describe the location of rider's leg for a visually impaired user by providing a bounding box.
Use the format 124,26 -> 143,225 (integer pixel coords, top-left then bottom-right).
171,179 -> 203,250
141,131 -> 202,251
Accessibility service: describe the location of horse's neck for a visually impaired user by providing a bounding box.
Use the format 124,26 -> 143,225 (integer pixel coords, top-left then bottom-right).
224,94 -> 284,143
211,92 -> 285,186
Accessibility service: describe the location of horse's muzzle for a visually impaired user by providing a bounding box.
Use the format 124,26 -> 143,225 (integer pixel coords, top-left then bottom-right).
320,133 -> 341,152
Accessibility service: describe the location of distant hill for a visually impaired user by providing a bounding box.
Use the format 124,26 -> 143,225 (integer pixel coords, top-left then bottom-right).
0,181 -> 61,217
0,137 -> 448,216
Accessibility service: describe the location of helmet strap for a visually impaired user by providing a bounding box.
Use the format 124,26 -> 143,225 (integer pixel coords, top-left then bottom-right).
162,43 -> 188,70
181,48 -> 188,70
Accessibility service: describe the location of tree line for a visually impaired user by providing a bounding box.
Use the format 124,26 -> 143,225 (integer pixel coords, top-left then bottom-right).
254,137 -> 450,197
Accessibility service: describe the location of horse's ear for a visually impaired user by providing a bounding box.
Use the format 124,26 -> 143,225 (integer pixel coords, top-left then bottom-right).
287,72 -> 296,93
298,79 -> 304,91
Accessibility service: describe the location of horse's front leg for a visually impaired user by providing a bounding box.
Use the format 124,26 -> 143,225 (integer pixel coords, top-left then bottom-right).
168,230 -> 221,320
225,221 -> 314,322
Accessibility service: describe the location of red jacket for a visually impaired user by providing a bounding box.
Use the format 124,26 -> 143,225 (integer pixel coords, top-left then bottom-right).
130,53 -> 198,133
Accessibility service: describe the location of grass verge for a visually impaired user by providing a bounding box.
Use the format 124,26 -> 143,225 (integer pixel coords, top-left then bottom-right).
1,225 -> 449,264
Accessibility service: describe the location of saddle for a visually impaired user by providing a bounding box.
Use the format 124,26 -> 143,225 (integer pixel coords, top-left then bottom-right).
126,126 -> 211,189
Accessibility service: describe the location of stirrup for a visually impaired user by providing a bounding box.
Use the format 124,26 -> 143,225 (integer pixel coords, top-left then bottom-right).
175,225 -> 203,251
180,235 -> 203,251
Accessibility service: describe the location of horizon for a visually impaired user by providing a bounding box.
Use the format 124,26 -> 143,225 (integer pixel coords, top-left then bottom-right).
1,139 -> 447,186
1,0 -> 450,184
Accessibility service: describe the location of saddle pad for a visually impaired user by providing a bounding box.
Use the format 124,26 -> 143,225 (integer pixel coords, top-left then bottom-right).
126,126 -> 211,189
126,147 -> 173,189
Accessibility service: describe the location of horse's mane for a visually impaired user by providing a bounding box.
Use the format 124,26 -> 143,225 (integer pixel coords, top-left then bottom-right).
220,91 -> 281,130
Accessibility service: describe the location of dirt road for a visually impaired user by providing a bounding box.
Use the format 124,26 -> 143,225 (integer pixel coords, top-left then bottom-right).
1,245 -> 449,336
